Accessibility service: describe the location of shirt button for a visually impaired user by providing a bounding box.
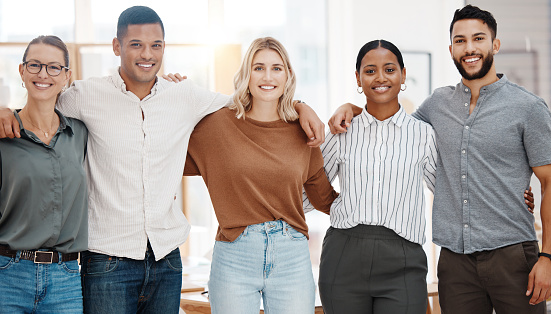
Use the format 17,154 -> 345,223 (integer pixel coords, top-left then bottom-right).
464,103 -> 468,107
464,200 -> 468,203
465,88 -> 469,92
464,224 -> 469,228
465,126 -> 470,129
462,175 -> 466,179
462,150 -> 466,154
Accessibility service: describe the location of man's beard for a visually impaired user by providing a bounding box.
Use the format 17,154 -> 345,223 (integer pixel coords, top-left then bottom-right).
453,51 -> 494,81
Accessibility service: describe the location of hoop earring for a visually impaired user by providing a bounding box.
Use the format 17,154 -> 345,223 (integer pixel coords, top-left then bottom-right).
401,83 -> 407,91
22,82 -> 25,88
357,86 -> 363,94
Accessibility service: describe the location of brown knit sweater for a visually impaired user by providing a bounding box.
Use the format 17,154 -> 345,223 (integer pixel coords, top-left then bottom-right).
184,107 -> 338,242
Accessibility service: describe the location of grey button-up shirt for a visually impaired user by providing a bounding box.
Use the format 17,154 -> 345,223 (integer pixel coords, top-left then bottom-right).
413,74 -> 551,254
0,110 -> 88,253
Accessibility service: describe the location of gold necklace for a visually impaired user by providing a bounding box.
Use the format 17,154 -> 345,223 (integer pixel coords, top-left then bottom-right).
20,110 -> 57,138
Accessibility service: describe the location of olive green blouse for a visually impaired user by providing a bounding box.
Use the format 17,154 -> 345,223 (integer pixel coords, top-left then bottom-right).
0,109 -> 88,253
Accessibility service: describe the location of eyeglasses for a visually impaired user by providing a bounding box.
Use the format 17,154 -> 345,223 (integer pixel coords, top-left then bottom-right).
23,61 -> 69,77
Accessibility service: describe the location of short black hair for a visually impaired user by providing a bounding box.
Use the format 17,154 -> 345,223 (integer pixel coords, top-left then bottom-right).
355,39 -> 404,73
117,6 -> 165,40
450,4 -> 497,40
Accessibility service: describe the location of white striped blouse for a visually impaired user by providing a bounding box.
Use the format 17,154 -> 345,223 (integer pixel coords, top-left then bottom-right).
304,106 -> 437,244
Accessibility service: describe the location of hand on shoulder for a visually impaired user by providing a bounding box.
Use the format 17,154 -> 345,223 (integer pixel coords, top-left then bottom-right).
0,108 -> 20,138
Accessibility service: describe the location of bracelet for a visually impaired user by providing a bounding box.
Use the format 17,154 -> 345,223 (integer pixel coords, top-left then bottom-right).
538,252 -> 551,260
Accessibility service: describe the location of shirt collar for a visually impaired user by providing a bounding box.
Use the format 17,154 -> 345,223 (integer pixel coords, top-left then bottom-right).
15,108 -> 73,137
358,104 -> 407,128
458,73 -> 507,94
111,67 -> 162,98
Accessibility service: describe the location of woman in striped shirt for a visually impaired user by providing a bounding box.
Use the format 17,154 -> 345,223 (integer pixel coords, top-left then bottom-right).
305,39 -> 438,314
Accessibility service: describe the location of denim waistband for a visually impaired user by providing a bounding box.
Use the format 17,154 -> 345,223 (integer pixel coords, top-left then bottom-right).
332,225 -> 403,240
246,220 -> 287,233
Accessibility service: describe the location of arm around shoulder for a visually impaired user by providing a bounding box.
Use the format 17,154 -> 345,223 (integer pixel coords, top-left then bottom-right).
0,108 -> 20,138
327,103 -> 362,134
294,101 -> 325,147
56,82 -> 82,120
189,81 -> 231,123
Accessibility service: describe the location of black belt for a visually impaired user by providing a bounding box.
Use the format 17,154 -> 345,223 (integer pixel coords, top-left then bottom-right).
0,245 -> 79,264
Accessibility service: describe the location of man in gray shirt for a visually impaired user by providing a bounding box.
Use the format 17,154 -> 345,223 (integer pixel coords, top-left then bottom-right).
330,5 -> 551,314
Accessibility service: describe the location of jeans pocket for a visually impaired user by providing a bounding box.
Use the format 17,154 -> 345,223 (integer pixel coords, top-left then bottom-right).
164,249 -> 183,272
0,255 -> 13,270
61,260 -> 81,274
283,225 -> 307,241
223,229 -> 247,244
81,252 -> 118,275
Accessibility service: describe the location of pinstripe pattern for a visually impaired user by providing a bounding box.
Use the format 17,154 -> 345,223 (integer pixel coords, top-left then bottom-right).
56,72 -> 230,260
305,106 -> 437,244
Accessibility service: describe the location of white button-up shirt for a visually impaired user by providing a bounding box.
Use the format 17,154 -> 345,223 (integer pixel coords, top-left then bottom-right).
304,106 -> 437,244
57,72 -> 230,260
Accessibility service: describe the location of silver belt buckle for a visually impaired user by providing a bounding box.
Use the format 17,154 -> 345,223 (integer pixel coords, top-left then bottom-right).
34,251 -> 54,264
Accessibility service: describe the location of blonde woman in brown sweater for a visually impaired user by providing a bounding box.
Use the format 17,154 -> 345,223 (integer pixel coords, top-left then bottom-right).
183,37 -> 337,314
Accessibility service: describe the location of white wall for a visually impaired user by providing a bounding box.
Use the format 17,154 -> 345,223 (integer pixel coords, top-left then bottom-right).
326,0 -> 465,112
469,0 -> 551,105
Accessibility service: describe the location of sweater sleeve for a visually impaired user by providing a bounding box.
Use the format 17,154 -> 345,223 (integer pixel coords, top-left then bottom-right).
183,152 -> 200,176
303,131 -> 340,212
302,147 -> 338,215
303,168 -> 338,215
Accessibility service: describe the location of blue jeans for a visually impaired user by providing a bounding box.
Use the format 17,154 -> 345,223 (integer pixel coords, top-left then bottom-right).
0,253 -> 83,313
80,246 -> 182,314
208,220 -> 315,314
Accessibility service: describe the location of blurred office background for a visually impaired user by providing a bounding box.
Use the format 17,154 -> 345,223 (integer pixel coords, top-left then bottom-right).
1,0 -> 549,286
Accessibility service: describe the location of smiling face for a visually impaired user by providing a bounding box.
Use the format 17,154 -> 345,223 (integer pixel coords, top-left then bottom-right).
450,18 -> 500,81
248,48 -> 288,108
356,47 -> 405,107
113,23 -> 164,91
19,43 -> 71,104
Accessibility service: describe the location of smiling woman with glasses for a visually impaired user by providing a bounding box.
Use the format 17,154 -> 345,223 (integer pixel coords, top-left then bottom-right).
0,35 -> 88,313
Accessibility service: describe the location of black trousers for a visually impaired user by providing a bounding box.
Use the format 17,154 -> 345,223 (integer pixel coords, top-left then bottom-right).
318,225 -> 428,314
438,242 -> 546,314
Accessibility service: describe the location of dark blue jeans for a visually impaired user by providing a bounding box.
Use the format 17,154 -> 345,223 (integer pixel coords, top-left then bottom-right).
80,247 -> 182,314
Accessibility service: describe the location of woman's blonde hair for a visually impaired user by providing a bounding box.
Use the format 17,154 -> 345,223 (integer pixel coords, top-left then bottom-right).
231,37 -> 298,122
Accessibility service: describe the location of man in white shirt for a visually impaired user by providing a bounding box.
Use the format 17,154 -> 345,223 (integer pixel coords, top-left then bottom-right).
0,5 -> 324,313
